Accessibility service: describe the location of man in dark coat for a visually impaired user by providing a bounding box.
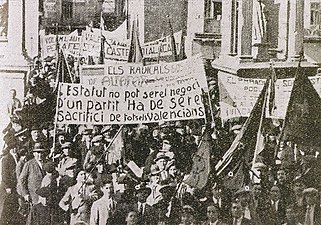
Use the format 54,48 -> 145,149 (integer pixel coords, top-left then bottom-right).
0,146 -> 23,225
300,188 -> 321,225
133,183 -> 156,225
18,143 -> 47,225
229,201 -> 254,225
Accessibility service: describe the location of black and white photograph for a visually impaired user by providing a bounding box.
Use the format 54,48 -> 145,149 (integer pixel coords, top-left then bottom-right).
0,0 -> 321,224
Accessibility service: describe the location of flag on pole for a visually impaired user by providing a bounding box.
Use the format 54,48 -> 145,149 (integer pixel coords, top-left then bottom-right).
215,79 -> 269,189
184,126 -> 212,189
105,126 -> 125,165
281,60 -> 321,147
168,18 -> 178,62
128,19 -> 144,63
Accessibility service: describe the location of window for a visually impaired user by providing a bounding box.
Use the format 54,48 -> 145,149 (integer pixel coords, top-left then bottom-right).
204,0 -> 222,33
0,0 -> 8,40
311,2 -> 321,27
62,1 -> 73,21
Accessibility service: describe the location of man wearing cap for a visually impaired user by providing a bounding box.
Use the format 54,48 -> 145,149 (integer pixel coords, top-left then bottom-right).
301,188 -> 321,225
203,184 -> 232,221
229,201 -> 253,225
154,182 -> 181,224
83,135 -> 104,172
134,183 -> 155,225
233,187 -> 260,223
57,142 -> 79,177
76,128 -> 93,165
146,166 -> 162,206
202,204 -> 227,225
153,152 -> 170,183
179,205 -> 197,225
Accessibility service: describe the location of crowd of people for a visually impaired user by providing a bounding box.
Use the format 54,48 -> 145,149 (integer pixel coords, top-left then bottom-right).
0,56 -> 321,225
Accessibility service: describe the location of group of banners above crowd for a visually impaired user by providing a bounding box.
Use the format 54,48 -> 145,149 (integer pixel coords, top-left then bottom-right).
40,20 -> 183,61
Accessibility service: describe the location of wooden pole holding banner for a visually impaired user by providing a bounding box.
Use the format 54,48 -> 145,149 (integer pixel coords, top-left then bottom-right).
80,125 -> 125,186
50,83 -> 62,160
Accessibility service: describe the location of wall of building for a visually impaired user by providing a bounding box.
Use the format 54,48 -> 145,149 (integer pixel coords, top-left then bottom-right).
144,0 -> 187,42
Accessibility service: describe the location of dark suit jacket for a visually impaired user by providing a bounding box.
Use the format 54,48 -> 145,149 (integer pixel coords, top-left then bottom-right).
2,153 -> 17,190
134,202 -> 156,225
300,204 -> 321,225
228,217 -> 254,225
18,158 -> 45,204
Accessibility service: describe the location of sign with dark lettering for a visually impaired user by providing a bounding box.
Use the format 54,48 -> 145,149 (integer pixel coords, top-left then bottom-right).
56,80 -> 205,124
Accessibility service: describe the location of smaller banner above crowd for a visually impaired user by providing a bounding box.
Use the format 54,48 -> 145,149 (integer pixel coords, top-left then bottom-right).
80,54 -> 208,90
40,30 -> 82,58
56,79 -> 205,125
219,72 -> 321,120
218,72 -> 266,120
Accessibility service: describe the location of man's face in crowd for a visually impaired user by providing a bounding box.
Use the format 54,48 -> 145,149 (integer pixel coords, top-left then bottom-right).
285,208 -> 297,222
207,206 -> 219,222
150,174 -> 160,184
231,202 -> 243,219
277,170 -> 286,183
305,193 -> 319,205
76,171 -> 87,183
270,186 -> 281,201
33,151 -> 46,163
31,130 -> 41,142
136,190 -> 149,203
181,211 -> 194,224
126,211 -> 138,225
156,159 -> 167,171
168,165 -> 177,177
101,183 -> 114,197
252,184 -> 262,197
162,140 -> 171,152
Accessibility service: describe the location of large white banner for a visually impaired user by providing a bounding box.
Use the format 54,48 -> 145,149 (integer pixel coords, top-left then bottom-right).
219,72 -> 321,120
56,80 -> 205,125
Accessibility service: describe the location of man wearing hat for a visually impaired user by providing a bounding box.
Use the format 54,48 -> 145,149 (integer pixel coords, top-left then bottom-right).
57,142 -> 79,177
0,146 -> 23,225
154,182 -> 181,224
83,135 -> 104,172
179,205 -> 197,225
301,188 -> 321,225
133,183 -> 155,225
146,166 -> 162,206
17,143 -> 48,225
76,128 -> 93,165
18,143 -> 48,205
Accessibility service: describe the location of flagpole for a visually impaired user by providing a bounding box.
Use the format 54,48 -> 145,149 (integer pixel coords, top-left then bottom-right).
62,50 -> 74,83
80,125 -> 124,188
251,78 -> 269,180
50,83 -> 62,160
